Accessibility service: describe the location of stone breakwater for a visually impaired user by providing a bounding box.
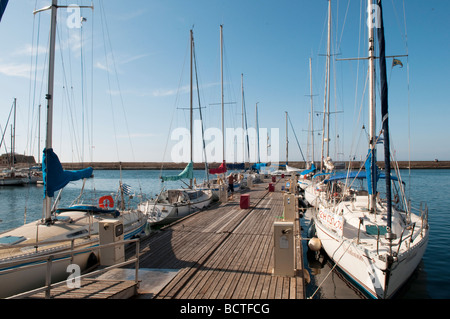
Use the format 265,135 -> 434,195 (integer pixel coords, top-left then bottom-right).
54,161 -> 450,170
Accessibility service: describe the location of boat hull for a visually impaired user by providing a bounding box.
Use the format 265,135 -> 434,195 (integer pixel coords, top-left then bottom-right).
313,212 -> 429,299
0,209 -> 146,299
139,190 -> 213,226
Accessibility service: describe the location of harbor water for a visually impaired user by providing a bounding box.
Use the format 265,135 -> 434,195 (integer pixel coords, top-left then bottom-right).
0,168 -> 449,299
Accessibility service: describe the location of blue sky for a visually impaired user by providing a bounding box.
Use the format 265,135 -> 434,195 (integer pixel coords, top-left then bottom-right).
0,0 -> 449,164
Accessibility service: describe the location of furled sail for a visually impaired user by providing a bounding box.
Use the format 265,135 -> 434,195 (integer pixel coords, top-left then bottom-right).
42,148 -> 93,198
161,161 -> 194,182
209,160 -> 227,174
300,163 -> 316,175
0,0 -> 9,22
226,163 -> 245,170
377,0 -> 392,229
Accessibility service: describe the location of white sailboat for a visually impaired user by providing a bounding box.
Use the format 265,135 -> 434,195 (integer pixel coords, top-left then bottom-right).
0,98 -> 30,186
138,29 -> 212,226
197,25 -> 241,198
310,0 -> 429,299
0,1 -> 146,298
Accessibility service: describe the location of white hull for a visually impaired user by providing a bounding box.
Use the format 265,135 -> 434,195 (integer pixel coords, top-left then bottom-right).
313,198 -> 429,298
0,208 -> 146,298
139,189 -> 213,226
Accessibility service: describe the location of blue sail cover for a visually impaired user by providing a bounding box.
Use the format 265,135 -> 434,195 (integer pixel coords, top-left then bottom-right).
42,148 -> 93,197
161,161 -> 193,182
226,163 -> 245,170
300,163 -> 316,176
0,0 -> 9,22
364,149 -> 377,195
251,163 -> 267,172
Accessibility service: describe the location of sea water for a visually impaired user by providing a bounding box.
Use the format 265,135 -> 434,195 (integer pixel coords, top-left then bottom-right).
0,168 -> 449,299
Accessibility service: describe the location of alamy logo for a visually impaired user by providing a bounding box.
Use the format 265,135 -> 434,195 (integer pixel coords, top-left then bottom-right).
367,4 -> 381,28
66,264 -> 81,288
170,120 -> 280,165
66,4 -> 84,29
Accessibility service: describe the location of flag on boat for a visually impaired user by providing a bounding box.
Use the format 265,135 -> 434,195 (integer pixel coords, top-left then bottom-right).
161,161 -> 194,182
42,148 -> 93,198
392,58 -> 403,68
121,183 -> 132,195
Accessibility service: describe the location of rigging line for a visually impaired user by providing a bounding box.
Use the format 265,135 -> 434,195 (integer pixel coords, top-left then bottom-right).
57,24 -> 82,162
160,32 -> 190,175
98,1 -> 120,162
99,2 -> 137,164
402,0 -> 412,195
287,113 -> 306,163
27,2 -> 38,157
193,37 -> 210,180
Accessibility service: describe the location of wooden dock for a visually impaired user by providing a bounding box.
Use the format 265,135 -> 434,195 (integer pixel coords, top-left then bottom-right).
136,176 -> 305,299
22,176 -> 305,300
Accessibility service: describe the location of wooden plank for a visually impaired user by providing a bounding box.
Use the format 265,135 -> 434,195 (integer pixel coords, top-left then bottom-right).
140,178 -> 304,300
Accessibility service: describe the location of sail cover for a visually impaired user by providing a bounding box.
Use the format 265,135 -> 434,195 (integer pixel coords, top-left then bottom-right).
42,148 -> 93,197
0,0 -> 9,22
161,161 -> 193,182
377,0 -> 392,228
251,162 -> 267,172
209,160 -> 227,174
300,163 -> 316,175
226,163 -> 245,170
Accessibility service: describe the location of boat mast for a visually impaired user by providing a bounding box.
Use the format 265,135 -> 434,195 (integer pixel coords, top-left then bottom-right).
220,25 -> 225,165
42,0 -> 58,223
190,29 -> 193,189
34,1 -> 93,223
309,58 -> 315,166
285,111 -> 288,165
241,73 -> 245,165
320,0 -> 331,171
11,98 -> 16,170
255,102 -> 260,164
368,0 -> 377,212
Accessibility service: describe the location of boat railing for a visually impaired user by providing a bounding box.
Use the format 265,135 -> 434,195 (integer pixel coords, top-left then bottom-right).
3,238 -> 140,299
0,236 -> 98,264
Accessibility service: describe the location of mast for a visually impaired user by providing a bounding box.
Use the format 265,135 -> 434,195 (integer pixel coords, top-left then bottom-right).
190,29 -> 193,189
220,25 -> 224,165
34,1 -> 93,223
320,0 -> 331,171
285,111 -> 288,165
241,73 -> 245,165
12,98 -> 16,169
368,0 -> 377,212
325,0 -> 331,159
376,0 -> 393,236
255,102 -> 260,164
42,0 -> 58,223
309,58 -> 314,165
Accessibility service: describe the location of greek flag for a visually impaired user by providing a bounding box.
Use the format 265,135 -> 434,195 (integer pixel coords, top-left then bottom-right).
121,183 -> 132,195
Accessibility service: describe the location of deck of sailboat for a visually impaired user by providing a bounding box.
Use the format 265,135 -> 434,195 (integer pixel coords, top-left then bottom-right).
134,176 -> 305,299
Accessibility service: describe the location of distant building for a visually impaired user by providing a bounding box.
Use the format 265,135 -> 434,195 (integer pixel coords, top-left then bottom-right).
0,153 -> 36,167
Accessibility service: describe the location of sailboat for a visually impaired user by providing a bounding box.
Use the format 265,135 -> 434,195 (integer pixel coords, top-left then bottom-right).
310,0 -> 429,299
138,29 -> 212,226
0,1 -> 146,298
0,98 -> 30,186
302,0 -> 334,207
197,25 -> 241,198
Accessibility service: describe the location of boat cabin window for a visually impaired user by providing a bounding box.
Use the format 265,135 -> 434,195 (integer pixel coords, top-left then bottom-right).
66,229 -> 89,238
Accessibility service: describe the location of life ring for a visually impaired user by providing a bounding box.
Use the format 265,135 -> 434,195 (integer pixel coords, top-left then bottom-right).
99,195 -> 114,208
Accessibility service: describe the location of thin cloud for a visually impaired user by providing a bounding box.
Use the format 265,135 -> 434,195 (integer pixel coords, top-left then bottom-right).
0,62 -> 42,79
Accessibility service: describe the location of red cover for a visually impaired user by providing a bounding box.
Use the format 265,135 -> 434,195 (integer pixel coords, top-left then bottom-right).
209,160 -> 227,174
